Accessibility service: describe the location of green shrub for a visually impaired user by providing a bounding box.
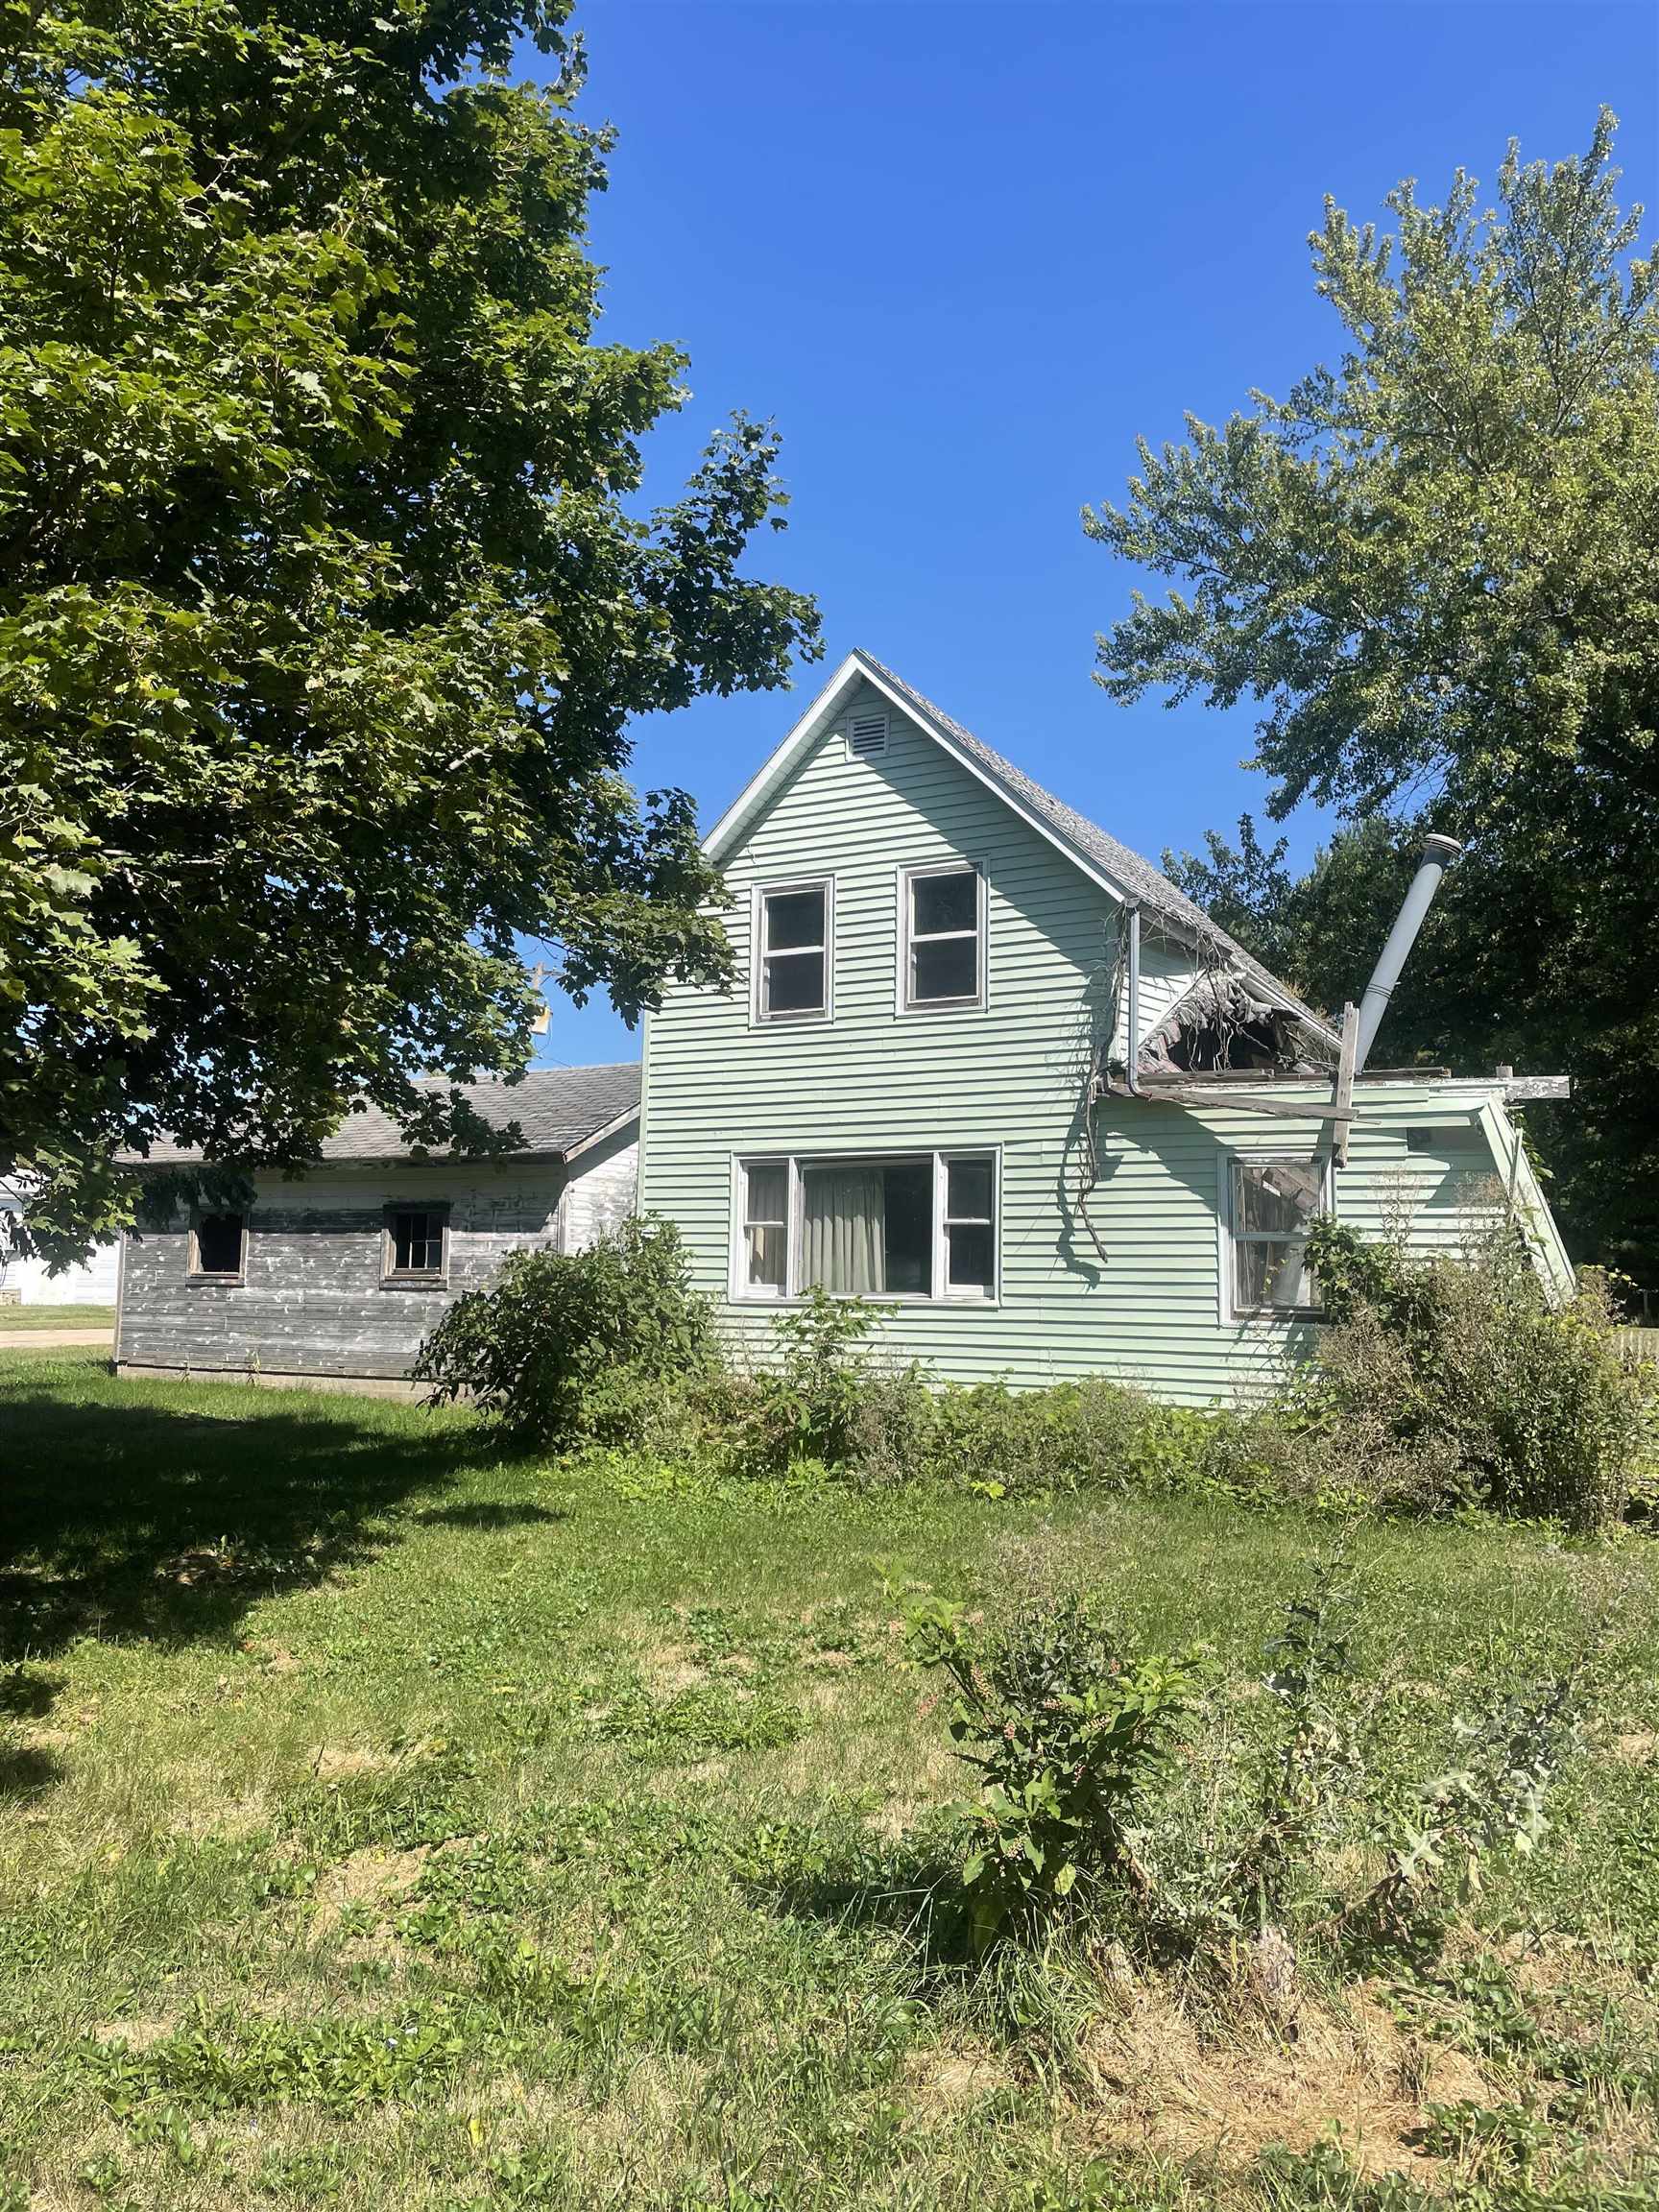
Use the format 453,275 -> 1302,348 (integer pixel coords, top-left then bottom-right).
734,1289 -> 933,1476
905,1593 -> 1205,1948
1302,1219 -> 1652,1528
914,1377 -> 1233,1500
413,1218 -> 717,1449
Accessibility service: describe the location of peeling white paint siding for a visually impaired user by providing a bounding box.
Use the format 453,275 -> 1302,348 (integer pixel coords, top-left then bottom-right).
560,1131 -> 638,1252
117,1144 -> 634,1383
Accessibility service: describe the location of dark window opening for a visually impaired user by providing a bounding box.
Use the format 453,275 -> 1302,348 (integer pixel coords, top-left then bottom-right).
388,1209 -> 445,1277
880,1162 -> 933,1295
193,1212 -> 245,1277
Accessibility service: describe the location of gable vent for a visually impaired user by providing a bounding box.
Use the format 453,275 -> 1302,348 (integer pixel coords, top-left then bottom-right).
847,711 -> 888,761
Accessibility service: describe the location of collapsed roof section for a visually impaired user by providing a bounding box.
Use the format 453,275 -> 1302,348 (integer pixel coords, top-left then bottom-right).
1135,963 -> 1337,1082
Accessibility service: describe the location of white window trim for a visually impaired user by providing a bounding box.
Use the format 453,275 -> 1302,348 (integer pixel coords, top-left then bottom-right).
730,1146 -> 1001,1307
751,876 -> 834,1027
1217,1150 -> 1332,1326
896,859 -> 987,1017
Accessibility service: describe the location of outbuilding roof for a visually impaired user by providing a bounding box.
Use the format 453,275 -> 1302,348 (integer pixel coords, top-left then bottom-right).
132,1063 -> 640,1167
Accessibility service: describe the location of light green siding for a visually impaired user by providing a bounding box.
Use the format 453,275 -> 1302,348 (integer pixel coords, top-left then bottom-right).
641,683 -> 1567,1406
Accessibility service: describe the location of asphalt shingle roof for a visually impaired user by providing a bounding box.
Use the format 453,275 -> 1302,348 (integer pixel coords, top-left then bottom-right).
133,1063 -> 640,1167
855,652 -> 1329,1031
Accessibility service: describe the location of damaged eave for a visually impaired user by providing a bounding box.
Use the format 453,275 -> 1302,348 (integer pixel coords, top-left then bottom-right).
1099,1068 -> 1572,1115
1129,963 -> 1337,1087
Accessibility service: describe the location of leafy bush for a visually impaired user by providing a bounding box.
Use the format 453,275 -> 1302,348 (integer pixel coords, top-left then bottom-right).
920,1378 -> 1164,1498
902,1566 -> 1593,1975
413,1218 -> 717,1449
732,1290 -> 933,1477
1303,1219 -> 1652,1528
905,1594 -> 1204,1947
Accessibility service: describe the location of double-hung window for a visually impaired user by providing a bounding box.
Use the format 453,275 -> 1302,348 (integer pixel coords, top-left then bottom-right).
755,880 -> 830,1022
1229,1157 -> 1326,1316
741,1162 -> 789,1294
734,1151 -> 998,1303
902,863 -> 984,1010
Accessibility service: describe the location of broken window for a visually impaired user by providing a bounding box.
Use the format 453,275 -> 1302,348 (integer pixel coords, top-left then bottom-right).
1230,1158 -> 1324,1314
384,1206 -> 447,1282
189,1211 -> 246,1280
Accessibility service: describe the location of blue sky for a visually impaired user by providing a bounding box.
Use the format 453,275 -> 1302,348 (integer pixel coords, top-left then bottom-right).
524,0 -> 1657,1068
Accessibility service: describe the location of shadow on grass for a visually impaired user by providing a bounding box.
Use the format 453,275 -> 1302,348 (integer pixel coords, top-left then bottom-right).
0,1375 -> 493,1658
742,1826 -> 980,1975
414,1500 -> 569,1530
0,1743 -> 61,1800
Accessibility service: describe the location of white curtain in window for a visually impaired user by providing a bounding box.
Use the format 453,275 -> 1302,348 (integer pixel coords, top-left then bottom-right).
802,1167 -> 884,1294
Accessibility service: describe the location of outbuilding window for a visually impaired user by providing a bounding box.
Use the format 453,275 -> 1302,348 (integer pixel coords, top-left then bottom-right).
188,1211 -> 247,1283
733,1151 -> 998,1303
1229,1157 -> 1326,1316
383,1204 -> 449,1286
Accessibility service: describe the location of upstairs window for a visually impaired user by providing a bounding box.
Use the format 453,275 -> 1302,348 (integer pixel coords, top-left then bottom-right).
756,880 -> 830,1022
1230,1158 -> 1325,1315
188,1211 -> 247,1282
383,1204 -> 448,1285
903,863 -> 983,1010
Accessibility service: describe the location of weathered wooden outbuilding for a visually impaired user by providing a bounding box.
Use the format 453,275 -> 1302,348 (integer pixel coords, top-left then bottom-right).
115,1065 -> 638,1394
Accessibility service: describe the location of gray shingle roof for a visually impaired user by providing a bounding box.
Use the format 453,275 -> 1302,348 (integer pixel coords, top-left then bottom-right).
854,652 -> 1331,1034
133,1063 -> 640,1167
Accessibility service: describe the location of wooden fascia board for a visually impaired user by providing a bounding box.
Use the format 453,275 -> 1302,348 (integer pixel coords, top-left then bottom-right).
1475,1097 -> 1575,1302
561,1107 -> 641,1165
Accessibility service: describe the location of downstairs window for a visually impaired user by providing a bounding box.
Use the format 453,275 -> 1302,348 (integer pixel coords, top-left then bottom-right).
734,1152 -> 998,1303
1229,1156 -> 1326,1316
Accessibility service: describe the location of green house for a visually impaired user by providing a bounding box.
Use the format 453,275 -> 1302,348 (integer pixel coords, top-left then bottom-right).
639,651 -> 1572,1405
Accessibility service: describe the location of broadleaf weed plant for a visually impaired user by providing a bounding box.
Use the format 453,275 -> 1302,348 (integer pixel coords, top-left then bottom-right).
903,1593 -> 1206,1949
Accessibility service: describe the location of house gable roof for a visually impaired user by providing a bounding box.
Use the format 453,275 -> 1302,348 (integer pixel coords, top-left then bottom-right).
706,649 -> 1333,1040
132,1064 -> 641,1168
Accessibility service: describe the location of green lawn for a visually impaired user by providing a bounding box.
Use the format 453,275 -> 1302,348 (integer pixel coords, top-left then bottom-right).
2,1349 -> 1656,2211
0,1303 -> 114,1332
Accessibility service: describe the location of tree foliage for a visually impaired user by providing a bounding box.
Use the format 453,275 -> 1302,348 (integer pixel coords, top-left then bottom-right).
0,0 -> 818,1260
1093,113 -> 1659,1281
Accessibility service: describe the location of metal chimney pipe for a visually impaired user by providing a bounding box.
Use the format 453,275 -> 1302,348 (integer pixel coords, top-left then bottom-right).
1353,833 -> 1461,1075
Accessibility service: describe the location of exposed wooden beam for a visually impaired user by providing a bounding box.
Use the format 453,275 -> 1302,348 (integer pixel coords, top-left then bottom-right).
1333,1002 -> 1358,1168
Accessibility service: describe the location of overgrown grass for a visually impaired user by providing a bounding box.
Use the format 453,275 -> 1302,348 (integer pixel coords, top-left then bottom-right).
0,1303 -> 114,1332
2,1349 -> 1657,2210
